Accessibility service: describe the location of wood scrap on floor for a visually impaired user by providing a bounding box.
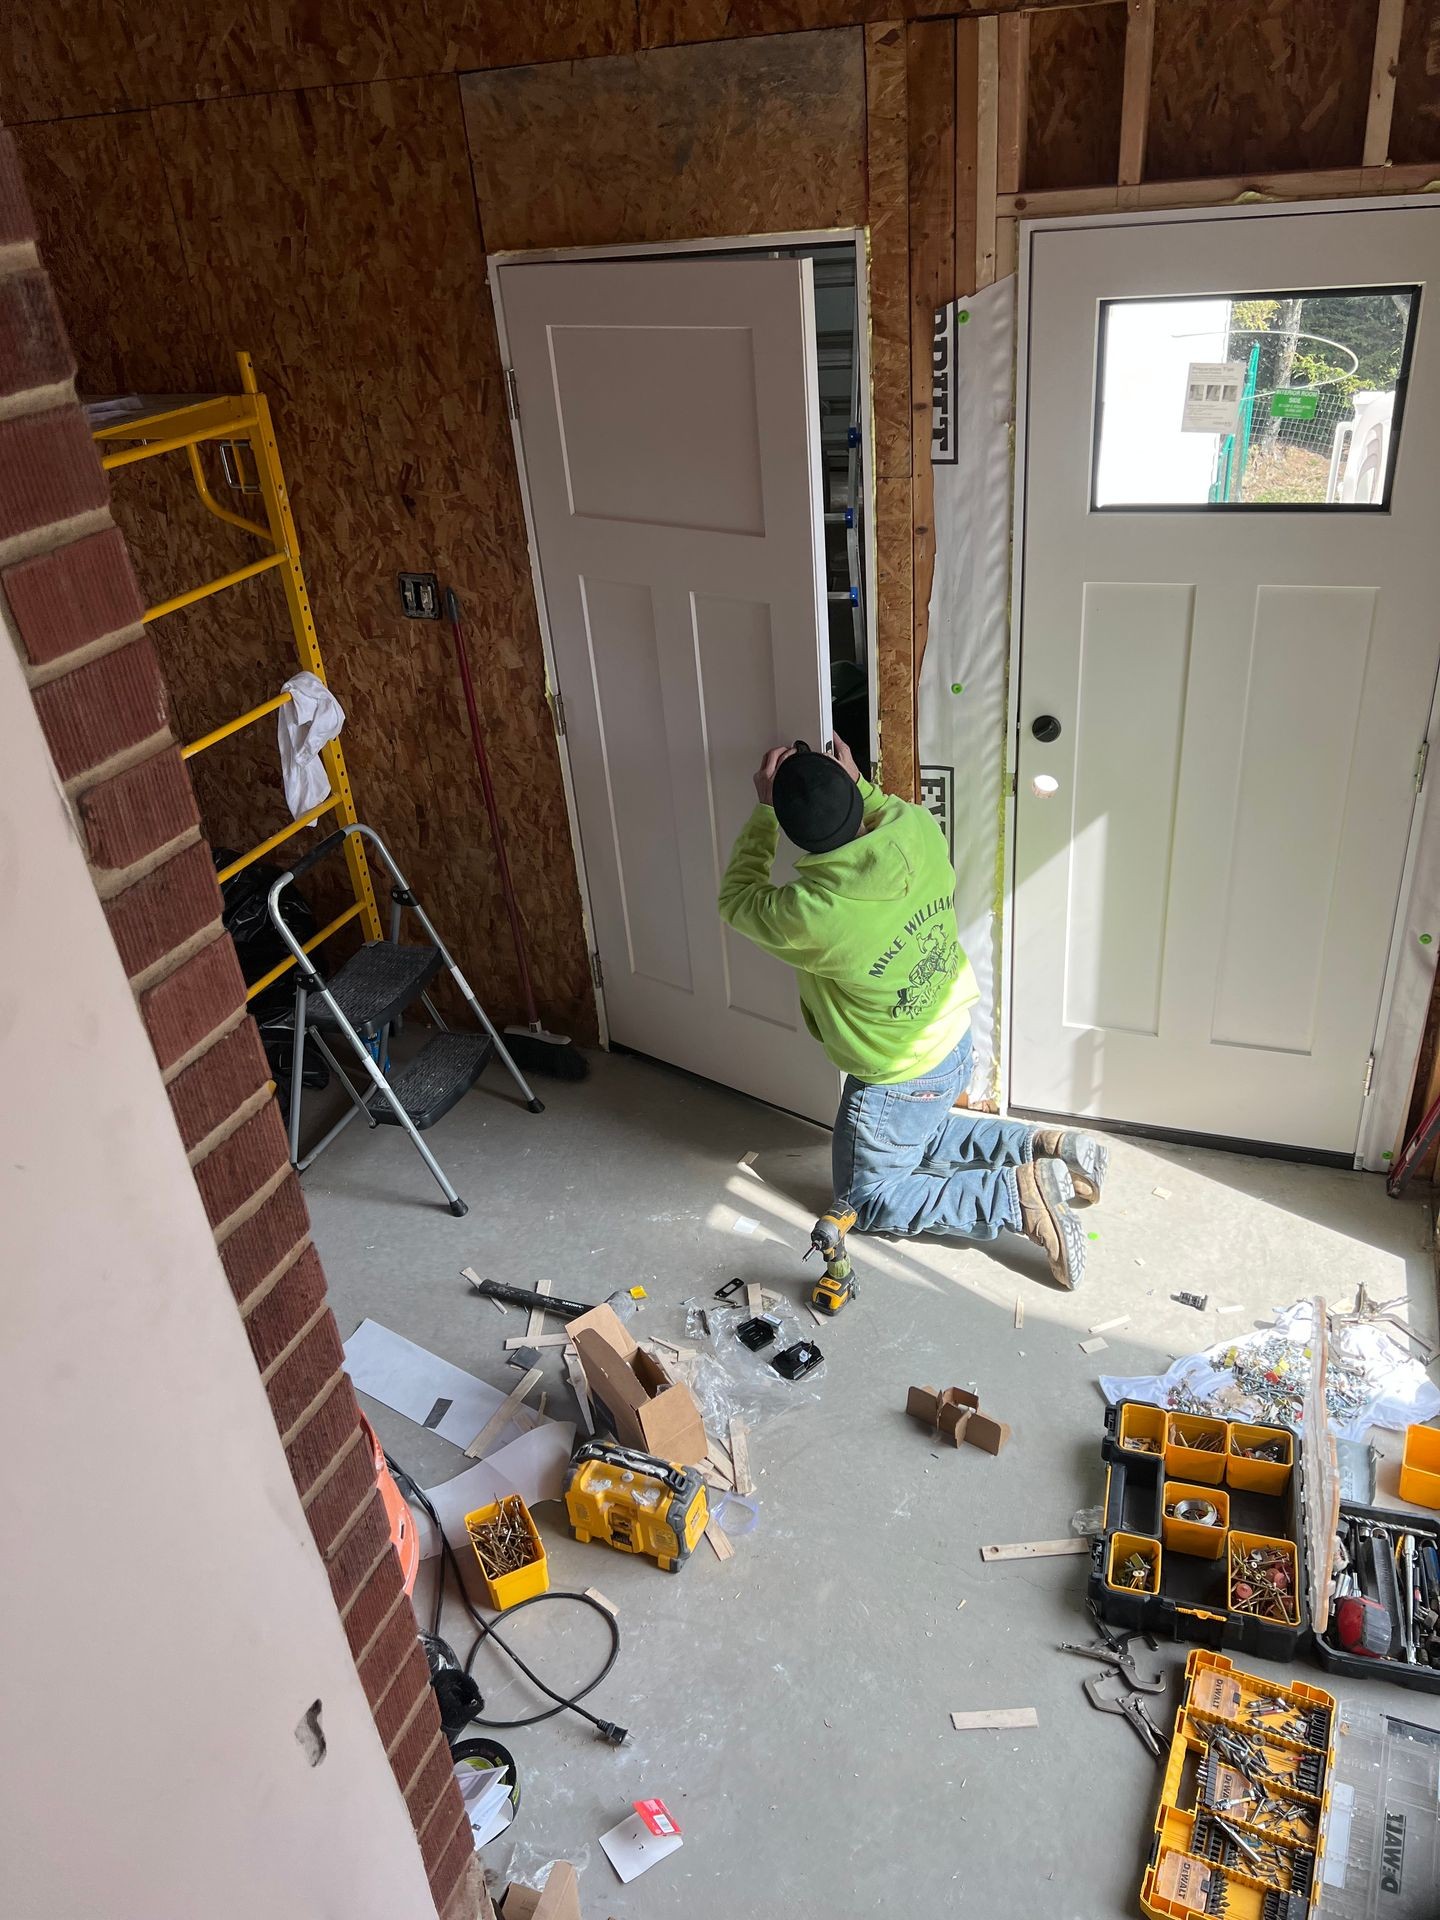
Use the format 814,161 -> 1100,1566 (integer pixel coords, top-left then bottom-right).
728,1417 -> 754,1495
705,1520 -> 735,1561
1014,1297 -> 1025,1329
464,1366 -> 543,1460
584,1586 -> 618,1615
526,1276 -> 553,1337
980,1538 -> 1089,1562
463,1264 -> 507,1310
1089,1313 -> 1130,1334
504,1334 -> 570,1349
950,1707 -> 1038,1731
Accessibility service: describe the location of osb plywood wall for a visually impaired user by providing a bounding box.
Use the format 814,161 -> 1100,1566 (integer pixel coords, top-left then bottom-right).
16,82 -> 596,1035
9,0 -> 1440,1047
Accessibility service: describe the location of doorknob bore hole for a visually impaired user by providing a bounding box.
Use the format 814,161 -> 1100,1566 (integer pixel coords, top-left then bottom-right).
1032,774 -> 1060,799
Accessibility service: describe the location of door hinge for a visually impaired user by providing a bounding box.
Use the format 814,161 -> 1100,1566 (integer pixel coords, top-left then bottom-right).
589,949 -> 604,990
505,368 -> 520,422
1363,1052 -> 1375,1097
549,689 -> 566,736
1416,739 -> 1430,794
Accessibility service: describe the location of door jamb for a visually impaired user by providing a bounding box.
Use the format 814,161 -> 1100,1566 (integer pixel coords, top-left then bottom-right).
488,228 -> 874,1049
1005,195 -> 1440,1163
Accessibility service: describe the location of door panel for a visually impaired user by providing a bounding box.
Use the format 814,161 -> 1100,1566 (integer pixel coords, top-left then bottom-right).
499,256 -> 839,1123
1013,204 -> 1440,1152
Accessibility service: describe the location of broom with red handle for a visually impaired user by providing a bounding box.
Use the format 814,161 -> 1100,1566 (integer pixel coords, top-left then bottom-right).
447,587 -> 586,1080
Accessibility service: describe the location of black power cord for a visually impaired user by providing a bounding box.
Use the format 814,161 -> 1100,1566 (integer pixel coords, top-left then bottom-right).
386,1454 -> 629,1745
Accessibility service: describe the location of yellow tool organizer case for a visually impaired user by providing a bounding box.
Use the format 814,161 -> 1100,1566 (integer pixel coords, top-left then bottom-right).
1142,1650 -> 1440,1920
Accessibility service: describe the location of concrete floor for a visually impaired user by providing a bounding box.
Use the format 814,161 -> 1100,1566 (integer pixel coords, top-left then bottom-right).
305,1047 -> 1440,1918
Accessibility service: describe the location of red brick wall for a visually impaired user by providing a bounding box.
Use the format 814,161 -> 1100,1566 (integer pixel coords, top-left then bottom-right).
0,125 -> 478,1920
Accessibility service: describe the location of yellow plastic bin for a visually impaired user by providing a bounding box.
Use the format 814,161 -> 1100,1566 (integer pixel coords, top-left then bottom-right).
1162,1481 -> 1229,1559
465,1493 -> 549,1610
1165,1413 -> 1228,1486
1228,1529 -> 1299,1627
1107,1531 -> 1162,1596
1118,1403 -> 1167,1456
1399,1425 -> 1440,1509
1226,1422 -> 1293,1496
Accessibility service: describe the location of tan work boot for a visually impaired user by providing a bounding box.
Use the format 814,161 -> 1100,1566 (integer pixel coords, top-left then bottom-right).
1016,1157 -> 1086,1290
1031,1128 -> 1109,1207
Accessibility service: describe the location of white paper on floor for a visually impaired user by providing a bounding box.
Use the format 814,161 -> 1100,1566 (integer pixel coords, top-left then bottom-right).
599,1810 -> 684,1884
342,1319 -> 542,1454
418,1422 -> 577,1558
1099,1298 -> 1440,1440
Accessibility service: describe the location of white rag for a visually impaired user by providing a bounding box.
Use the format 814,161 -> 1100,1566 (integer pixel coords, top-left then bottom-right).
277,671 -> 344,818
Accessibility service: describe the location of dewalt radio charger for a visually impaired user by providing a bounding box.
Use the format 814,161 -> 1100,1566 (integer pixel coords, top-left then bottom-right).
563,1440 -> 708,1573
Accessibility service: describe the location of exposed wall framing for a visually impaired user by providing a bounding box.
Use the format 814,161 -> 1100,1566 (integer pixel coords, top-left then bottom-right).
7,2 -> 1440,1080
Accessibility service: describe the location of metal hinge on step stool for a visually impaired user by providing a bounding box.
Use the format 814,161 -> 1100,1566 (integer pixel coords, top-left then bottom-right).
505,368 -> 520,422
590,949 -> 604,989
1416,739 -> 1430,795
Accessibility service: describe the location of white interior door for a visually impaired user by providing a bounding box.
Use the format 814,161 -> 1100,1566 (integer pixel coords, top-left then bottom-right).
1012,201 -> 1440,1155
497,254 -> 840,1123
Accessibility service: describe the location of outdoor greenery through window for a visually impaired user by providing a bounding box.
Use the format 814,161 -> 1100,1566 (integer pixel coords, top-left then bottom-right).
1092,287 -> 1418,510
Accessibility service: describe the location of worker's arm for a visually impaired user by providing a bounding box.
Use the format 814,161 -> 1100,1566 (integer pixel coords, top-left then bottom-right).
717,804 -> 833,968
829,736 -> 884,821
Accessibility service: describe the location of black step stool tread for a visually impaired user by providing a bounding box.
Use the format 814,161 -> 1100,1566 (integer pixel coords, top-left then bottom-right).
311,941 -> 442,1037
367,1032 -> 492,1131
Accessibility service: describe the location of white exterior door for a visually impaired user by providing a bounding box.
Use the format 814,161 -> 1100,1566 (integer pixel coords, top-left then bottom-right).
497,255 -> 840,1123
1012,202 -> 1440,1155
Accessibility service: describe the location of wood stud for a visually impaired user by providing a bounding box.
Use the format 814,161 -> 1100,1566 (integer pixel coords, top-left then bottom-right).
1117,0 -> 1157,189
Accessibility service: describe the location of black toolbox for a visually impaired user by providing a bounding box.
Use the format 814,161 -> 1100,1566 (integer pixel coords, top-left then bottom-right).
1312,1498 -> 1440,1696
1091,1398 -> 1311,1660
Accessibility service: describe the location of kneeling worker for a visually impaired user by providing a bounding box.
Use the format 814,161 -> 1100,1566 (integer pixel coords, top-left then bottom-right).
717,739 -> 1106,1290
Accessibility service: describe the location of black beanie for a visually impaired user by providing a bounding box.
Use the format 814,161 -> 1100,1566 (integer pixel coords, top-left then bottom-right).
772,742 -> 864,854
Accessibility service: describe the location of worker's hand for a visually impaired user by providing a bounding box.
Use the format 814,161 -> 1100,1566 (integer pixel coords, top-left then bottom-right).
827,736 -> 862,784
753,745 -> 794,806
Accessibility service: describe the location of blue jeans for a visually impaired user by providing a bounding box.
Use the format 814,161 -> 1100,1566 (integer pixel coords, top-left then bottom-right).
832,1030 -> 1033,1240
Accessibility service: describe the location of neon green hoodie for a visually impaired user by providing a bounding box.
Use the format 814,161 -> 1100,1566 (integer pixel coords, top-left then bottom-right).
718,776 -> 978,1084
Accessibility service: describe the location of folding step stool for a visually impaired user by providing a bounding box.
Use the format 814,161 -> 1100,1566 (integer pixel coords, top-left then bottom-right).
266,824 -> 543,1214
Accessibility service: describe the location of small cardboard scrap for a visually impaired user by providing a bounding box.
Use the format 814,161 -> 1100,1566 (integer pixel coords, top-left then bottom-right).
950,1708 -> 1038,1731
1079,1336 -> 1108,1355
906,1385 -> 1010,1455
600,1800 -> 684,1884
567,1303 -> 707,1463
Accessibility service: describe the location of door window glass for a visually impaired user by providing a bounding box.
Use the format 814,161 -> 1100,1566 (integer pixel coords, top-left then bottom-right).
1092,287 -> 1419,510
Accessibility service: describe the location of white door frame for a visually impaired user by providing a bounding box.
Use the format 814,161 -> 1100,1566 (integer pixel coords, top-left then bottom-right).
1005,195 -> 1440,1165
489,228 -> 877,1050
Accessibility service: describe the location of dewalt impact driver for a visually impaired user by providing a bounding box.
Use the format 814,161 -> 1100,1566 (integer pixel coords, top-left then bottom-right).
806,1206 -> 858,1314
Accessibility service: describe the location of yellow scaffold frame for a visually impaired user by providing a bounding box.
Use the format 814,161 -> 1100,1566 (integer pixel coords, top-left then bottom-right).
92,350 -> 382,997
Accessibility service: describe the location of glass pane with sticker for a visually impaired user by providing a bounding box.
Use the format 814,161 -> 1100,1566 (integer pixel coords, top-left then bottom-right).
1092,286 -> 1419,510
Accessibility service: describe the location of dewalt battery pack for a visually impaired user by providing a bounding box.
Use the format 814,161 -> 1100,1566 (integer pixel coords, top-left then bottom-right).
563,1440 -> 708,1573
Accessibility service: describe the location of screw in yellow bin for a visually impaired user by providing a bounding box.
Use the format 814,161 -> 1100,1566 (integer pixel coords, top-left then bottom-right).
806,1206 -> 859,1314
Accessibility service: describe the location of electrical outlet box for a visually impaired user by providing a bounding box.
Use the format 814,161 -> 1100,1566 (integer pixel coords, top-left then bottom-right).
398,572 -> 441,620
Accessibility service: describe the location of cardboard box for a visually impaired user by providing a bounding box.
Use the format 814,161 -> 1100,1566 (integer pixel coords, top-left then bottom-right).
566,1304 -> 707,1464
500,1862 -> 582,1920
906,1385 -> 1011,1455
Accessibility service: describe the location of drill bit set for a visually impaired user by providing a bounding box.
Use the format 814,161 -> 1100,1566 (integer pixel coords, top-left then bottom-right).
1140,1652 -> 1333,1920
